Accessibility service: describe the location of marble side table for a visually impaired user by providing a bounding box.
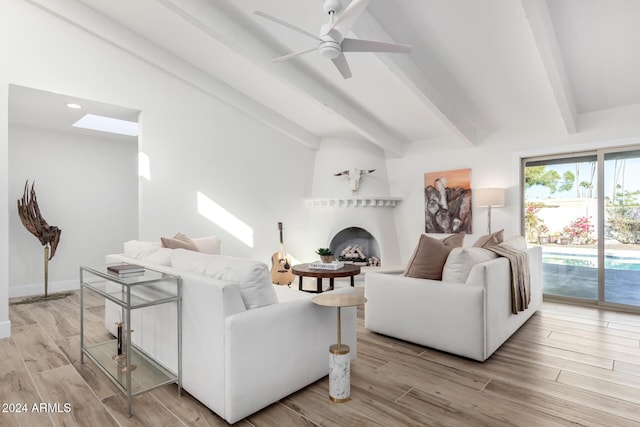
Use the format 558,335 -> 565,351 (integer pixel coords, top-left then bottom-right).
311,293 -> 367,402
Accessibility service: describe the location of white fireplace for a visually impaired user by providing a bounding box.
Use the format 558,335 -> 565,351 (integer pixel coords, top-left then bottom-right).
304,138 -> 402,268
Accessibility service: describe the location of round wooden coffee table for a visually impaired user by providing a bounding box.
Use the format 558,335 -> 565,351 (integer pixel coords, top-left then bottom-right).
292,264 -> 361,293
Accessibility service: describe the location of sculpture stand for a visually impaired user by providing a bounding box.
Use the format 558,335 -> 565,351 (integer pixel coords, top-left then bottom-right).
44,244 -> 49,298
10,244 -> 72,305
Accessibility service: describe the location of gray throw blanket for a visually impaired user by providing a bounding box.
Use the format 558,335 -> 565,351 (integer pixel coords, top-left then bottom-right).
486,245 -> 530,314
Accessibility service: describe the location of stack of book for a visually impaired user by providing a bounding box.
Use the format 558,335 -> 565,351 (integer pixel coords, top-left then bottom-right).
107,263 -> 145,277
308,261 -> 345,270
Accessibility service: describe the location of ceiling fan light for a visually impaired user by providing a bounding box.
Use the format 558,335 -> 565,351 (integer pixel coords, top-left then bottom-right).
319,41 -> 341,59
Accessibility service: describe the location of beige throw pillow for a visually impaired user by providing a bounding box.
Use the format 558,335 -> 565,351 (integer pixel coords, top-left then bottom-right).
161,232 -> 199,251
472,229 -> 504,248
404,234 -> 465,280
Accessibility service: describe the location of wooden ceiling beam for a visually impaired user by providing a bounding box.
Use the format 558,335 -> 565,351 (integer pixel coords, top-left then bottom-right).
521,0 -> 577,133
352,10 -> 478,147
157,0 -> 406,157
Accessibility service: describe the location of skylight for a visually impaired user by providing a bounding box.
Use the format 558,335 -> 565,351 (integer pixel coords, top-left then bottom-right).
72,114 -> 139,136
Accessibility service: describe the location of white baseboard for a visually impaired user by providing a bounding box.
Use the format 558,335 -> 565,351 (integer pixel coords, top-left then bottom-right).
9,280 -> 79,299
0,320 -> 11,339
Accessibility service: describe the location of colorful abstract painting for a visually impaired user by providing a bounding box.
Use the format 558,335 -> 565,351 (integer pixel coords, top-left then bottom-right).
424,168 -> 472,233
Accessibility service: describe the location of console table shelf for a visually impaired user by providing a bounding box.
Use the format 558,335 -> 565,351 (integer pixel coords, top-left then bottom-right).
80,264 -> 182,418
83,340 -> 177,395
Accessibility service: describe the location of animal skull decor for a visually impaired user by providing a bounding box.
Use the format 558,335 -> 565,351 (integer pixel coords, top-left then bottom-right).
334,168 -> 375,195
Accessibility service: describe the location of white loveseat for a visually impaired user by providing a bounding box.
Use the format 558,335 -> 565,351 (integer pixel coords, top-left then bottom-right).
365,244 -> 542,362
103,240 -> 357,424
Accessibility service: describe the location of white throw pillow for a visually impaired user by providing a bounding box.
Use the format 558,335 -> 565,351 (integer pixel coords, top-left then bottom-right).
192,236 -> 221,255
500,235 -> 528,251
442,247 -> 498,283
142,247 -> 173,266
123,241 -> 172,266
170,249 -> 209,275
170,249 -> 277,309
123,240 -> 161,258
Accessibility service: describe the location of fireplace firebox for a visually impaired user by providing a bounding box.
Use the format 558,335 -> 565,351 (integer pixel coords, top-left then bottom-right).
329,227 -> 380,266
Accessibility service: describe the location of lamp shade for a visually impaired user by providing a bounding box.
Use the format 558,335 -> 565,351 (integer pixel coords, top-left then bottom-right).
475,188 -> 505,207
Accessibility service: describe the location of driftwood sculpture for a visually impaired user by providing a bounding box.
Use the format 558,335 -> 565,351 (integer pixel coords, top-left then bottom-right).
17,181 -> 62,259
16,180 -> 62,300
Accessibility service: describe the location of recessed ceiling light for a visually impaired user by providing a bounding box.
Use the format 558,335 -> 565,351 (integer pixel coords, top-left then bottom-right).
72,114 -> 139,136
66,103 -> 82,109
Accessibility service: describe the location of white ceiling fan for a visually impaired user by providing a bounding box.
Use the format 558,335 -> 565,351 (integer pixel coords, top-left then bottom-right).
254,0 -> 412,79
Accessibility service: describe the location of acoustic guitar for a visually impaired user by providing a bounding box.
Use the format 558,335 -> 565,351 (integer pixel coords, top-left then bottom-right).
271,222 -> 295,285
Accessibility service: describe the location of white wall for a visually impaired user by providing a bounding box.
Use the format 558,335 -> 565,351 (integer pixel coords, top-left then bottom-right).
0,0 -> 315,338
8,125 -> 138,296
388,117 -> 640,262
135,97 -> 314,261
311,138 -> 391,197
0,70 -> 9,338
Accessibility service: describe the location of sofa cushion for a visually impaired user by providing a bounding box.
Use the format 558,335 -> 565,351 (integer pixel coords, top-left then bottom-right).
170,249 -> 277,309
192,236 -> 221,255
124,240 -> 159,256
442,247 -> 498,283
161,233 -> 199,251
472,229 -> 504,248
123,240 -> 173,266
404,234 -> 465,280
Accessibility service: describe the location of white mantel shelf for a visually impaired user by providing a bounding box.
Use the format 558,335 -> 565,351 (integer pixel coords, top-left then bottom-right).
304,197 -> 402,208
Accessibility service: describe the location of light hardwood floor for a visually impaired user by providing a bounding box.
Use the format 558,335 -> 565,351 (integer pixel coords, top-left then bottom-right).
2,289 -> 640,426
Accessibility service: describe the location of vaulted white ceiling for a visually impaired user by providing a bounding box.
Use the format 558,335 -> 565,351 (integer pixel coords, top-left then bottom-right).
26,0 -> 640,157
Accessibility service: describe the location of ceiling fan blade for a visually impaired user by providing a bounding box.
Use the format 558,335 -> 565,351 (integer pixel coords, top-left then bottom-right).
342,38 -> 412,53
330,0 -> 371,41
331,53 -> 352,79
269,47 -> 317,63
254,10 -> 321,42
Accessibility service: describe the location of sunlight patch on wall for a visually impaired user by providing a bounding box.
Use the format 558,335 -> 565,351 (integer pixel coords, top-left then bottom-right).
197,192 -> 254,247
138,152 -> 151,180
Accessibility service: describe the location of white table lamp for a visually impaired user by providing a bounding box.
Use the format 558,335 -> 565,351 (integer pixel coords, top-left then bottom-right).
475,188 -> 505,233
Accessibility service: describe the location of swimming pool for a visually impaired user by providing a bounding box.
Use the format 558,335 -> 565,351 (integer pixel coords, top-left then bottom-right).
542,251 -> 640,271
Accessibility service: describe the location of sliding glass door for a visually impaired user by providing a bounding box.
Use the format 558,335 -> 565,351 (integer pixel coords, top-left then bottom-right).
603,148 -> 640,306
524,154 -> 599,301
523,146 -> 640,309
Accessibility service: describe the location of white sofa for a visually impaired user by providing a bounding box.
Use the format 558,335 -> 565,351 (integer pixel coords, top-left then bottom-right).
103,240 -> 357,424
365,245 -> 542,362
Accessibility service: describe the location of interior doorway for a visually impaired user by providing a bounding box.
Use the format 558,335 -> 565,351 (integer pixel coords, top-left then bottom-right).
8,85 -> 140,296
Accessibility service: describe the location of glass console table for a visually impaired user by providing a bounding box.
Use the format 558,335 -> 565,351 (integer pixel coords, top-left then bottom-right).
79,264 -> 182,417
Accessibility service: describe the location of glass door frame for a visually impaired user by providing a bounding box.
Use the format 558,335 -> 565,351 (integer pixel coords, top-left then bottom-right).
521,144 -> 640,312
599,145 -> 640,310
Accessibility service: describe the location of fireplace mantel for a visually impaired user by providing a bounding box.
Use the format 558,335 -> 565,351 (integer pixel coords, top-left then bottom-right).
304,196 -> 402,208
